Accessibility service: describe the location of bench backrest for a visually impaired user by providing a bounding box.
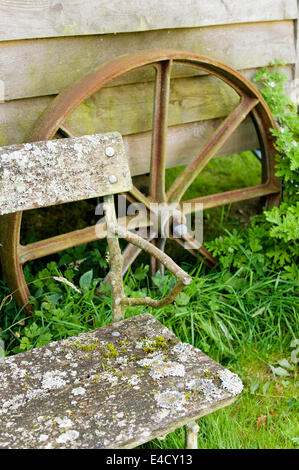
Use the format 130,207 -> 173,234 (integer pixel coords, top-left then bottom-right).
0,132 -> 132,215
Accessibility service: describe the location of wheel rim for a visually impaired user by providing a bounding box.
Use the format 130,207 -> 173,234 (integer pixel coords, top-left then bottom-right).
1,50 -> 280,308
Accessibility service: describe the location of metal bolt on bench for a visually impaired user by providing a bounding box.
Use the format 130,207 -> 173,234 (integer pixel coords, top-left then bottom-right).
0,133 -> 243,449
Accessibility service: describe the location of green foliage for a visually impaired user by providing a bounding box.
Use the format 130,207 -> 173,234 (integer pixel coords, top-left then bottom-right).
265,203 -> 299,241
270,339 -> 299,379
206,63 -> 299,280
79,269 -> 93,290
18,323 -> 53,352
254,63 -> 299,183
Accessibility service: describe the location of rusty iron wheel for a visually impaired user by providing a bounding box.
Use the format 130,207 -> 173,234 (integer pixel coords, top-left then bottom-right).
0,50 -> 280,311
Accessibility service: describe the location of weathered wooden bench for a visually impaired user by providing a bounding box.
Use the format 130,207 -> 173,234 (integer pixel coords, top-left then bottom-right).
0,133 -> 243,449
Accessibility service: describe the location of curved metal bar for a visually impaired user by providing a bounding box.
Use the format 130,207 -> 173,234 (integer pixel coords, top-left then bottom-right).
29,50 -> 275,141
0,213 -> 31,313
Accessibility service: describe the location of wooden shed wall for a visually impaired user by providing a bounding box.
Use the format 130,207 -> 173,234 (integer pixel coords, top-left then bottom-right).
0,0 -> 298,176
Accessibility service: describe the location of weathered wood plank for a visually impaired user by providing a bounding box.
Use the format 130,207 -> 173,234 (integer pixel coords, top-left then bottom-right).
0,0 -> 296,41
0,314 -> 243,449
67,75 -> 241,137
0,65 -> 294,143
0,64 -> 293,147
0,63 -> 292,173
124,117 -> 259,176
0,133 -> 132,215
0,102 -> 260,177
0,75 -> 260,173
0,95 -> 51,147
0,21 -> 296,101
0,74 -> 241,146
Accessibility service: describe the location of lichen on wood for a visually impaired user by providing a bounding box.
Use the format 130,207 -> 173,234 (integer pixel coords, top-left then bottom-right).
0,314 -> 243,449
0,132 -> 132,215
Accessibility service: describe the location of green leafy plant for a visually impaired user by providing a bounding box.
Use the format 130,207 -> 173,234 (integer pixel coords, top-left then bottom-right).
206,63 -> 299,280
270,338 -> 298,379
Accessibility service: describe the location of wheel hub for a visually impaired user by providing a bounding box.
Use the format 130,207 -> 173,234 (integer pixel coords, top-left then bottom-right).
156,205 -> 188,239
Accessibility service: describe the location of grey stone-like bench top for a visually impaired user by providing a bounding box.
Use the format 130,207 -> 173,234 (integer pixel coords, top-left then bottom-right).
0,132 -> 132,215
0,314 -> 243,449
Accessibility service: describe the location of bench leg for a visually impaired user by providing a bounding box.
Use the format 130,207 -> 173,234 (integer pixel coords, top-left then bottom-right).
185,421 -> 200,449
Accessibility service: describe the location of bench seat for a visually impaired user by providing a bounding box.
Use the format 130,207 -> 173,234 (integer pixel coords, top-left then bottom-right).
0,313 -> 243,449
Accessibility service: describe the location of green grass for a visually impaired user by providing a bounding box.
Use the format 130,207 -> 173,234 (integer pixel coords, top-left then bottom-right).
0,260 -> 297,449
165,151 -> 261,198
0,150 -> 298,449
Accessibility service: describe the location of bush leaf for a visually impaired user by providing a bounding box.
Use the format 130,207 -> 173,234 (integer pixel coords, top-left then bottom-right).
250,377 -> 260,394
79,270 -> 93,290
175,292 -> 190,306
277,358 -> 293,370
270,365 -> 290,377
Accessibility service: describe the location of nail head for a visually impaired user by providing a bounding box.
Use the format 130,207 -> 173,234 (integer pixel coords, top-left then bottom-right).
173,224 -> 188,237
108,174 -> 117,184
105,146 -> 115,157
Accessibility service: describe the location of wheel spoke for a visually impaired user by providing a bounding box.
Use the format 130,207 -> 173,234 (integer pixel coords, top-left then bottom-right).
0,213 -> 31,313
126,187 -> 166,275
148,60 -> 172,275
150,238 -> 166,277
18,214 -> 151,264
121,243 -> 143,276
150,60 -> 172,202
125,190 -> 167,276
101,230 -> 158,287
180,182 -> 280,214
173,232 -> 217,267
127,185 -> 152,212
58,124 -> 76,138
98,242 -> 143,290
166,96 -> 259,203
